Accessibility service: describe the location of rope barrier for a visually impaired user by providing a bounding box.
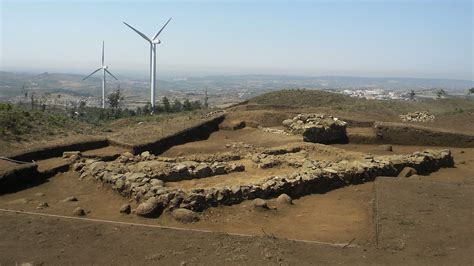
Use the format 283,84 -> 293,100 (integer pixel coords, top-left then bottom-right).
0,156 -> 36,165
0,208 -> 357,248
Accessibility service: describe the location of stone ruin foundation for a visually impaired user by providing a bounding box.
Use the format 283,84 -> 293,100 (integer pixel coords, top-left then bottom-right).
70,143 -> 454,218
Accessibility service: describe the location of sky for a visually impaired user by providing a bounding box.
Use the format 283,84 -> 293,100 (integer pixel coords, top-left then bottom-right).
0,0 -> 472,80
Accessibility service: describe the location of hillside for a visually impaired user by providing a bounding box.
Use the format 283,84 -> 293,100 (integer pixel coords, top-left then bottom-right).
249,89 -> 474,116
243,89 -> 474,134
0,103 -> 98,143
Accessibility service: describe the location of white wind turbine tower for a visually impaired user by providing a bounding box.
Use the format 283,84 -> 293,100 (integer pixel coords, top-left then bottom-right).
83,41 -> 119,108
123,18 -> 172,112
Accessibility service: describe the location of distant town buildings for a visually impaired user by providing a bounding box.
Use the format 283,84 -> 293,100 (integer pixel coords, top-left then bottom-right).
340,88 -> 408,100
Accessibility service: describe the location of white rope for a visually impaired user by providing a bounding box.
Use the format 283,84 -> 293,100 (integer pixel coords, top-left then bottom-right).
0,156 -> 36,165
0,208 -> 357,248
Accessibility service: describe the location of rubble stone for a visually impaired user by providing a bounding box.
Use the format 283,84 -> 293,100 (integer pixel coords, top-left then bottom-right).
135,197 -> 163,218
400,111 -> 435,123
252,198 -> 269,210
171,208 -> 200,223
119,204 -> 131,214
283,113 -> 348,144
398,167 -> 417,177
73,207 -> 86,216
276,194 -> 293,205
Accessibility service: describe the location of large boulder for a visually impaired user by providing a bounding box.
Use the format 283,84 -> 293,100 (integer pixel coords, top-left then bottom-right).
134,197 -> 163,218
171,208 -> 200,223
283,114 -> 348,144
252,198 -> 269,210
194,164 -> 212,178
89,161 -> 107,176
276,194 -> 293,205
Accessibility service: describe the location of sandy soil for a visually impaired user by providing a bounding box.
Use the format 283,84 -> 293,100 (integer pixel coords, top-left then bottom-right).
1,126 -> 473,264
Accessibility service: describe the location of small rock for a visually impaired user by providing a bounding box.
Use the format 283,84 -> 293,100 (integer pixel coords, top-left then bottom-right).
63,151 -> 81,158
171,208 -> 200,223
72,162 -> 84,172
276,194 -> 293,205
62,196 -> 78,202
212,164 -> 227,175
252,198 -> 269,210
119,204 -> 131,214
141,151 -> 151,158
36,202 -> 49,209
398,167 -> 417,178
174,164 -> 188,173
118,152 -> 134,163
35,192 -> 45,197
73,207 -> 86,216
150,179 -> 164,187
194,164 -> 212,178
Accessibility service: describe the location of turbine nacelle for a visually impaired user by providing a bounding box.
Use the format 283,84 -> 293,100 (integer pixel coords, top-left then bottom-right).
152,39 -> 161,44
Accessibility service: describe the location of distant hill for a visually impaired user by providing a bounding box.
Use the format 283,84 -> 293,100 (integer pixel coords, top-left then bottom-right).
248,89 -> 474,116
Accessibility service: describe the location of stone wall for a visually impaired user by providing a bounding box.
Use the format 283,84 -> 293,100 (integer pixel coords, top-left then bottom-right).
74,148 -> 453,217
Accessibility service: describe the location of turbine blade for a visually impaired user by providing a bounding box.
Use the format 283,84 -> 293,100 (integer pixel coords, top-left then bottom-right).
102,41 -> 105,66
123,22 -> 151,42
153,17 -> 172,40
82,68 -> 102,81
105,69 -> 118,81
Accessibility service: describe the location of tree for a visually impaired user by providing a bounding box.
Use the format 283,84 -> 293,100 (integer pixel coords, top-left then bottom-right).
172,99 -> 182,112
408,90 -> 416,100
436,89 -> 446,99
107,89 -> 123,110
469,88 -> 474,94
162,96 -> 171,112
191,100 -> 202,110
182,98 -> 192,111
204,90 -> 209,108
143,102 -> 152,114
30,92 -> 36,110
107,89 -> 124,118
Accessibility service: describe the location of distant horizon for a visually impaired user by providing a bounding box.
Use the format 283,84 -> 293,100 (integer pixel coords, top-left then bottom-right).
1,69 -> 473,83
1,0 -> 472,81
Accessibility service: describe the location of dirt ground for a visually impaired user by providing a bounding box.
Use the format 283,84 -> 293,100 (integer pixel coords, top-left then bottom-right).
1,125 -> 473,264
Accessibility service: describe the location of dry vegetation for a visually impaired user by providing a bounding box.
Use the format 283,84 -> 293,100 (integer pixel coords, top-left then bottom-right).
0,102 -> 209,154
247,89 -> 474,132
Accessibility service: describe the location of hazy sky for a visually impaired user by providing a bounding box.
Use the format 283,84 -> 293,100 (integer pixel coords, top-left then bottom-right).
1,0 -> 472,80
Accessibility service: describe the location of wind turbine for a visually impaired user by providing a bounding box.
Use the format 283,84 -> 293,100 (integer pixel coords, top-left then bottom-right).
83,41 -> 119,108
123,18 -> 172,112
